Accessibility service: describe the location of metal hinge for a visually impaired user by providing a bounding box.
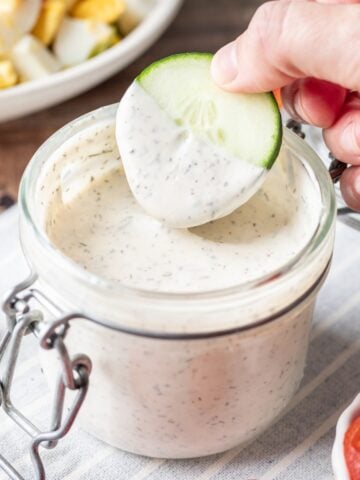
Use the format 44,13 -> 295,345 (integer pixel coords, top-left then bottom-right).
0,274 -> 92,480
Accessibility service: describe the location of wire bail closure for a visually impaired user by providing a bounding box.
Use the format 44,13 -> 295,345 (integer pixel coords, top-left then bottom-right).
0,274 -> 92,480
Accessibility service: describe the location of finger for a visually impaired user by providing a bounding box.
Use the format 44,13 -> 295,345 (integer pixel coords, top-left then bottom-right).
211,1 -> 360,93
323,93 -> 360,164
340,166 -> 360,211
282,78 -> 347,127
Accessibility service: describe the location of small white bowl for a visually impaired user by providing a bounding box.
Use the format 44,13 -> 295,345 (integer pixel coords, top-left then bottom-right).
0,0 -> 183,123
332,394 -> 360,480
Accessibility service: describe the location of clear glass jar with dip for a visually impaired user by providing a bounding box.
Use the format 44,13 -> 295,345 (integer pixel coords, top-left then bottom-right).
1,104 -> 336,469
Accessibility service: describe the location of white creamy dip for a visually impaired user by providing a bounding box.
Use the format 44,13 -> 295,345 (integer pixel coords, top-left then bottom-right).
116,82 -> 269,228
45,120 -> 321,293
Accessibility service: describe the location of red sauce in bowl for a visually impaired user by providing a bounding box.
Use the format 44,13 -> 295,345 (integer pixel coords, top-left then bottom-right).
345,416 -> 360,480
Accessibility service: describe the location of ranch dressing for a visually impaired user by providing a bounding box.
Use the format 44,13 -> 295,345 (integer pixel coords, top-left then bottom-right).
45,120 -> 321,293
116,82 -> 267,228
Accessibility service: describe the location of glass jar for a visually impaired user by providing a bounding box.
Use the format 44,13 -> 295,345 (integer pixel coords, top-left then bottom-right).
13,105 -> 336,460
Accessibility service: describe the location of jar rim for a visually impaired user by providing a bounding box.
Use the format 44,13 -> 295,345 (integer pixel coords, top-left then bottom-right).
19,104 -> 336,309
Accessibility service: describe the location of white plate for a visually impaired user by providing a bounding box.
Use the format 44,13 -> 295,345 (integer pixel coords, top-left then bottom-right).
332,393 -> 360,480
0,0 -> 183,123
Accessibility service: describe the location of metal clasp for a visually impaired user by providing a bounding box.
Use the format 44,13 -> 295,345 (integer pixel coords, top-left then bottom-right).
0,274 -> 92,480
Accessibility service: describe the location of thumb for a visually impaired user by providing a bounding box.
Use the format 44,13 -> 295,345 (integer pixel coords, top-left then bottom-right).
211,0 -> 360,93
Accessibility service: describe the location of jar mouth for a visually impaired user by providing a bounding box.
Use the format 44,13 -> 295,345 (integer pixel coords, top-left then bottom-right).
19,104 -> 336,306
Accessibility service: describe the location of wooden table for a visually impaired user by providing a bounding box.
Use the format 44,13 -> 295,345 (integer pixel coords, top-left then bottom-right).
0,0 -> 263,210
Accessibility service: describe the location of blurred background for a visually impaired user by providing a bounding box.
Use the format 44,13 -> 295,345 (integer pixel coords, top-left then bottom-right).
0,0 -> 263,212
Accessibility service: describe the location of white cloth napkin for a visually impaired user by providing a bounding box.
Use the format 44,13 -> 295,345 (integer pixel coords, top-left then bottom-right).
0,206 -> 359,480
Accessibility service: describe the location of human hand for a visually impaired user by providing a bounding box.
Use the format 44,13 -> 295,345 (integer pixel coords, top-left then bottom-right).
211,0 -> 360,211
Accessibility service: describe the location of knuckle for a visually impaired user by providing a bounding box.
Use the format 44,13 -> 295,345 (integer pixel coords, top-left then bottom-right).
249,1 -> 292,74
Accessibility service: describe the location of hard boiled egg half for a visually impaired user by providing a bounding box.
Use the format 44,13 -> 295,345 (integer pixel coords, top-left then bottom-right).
0,0 -> 41,55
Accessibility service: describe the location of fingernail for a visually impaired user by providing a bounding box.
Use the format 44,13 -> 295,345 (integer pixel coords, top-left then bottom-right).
211,42 -> 238,86
341,123 -> 360,156
292,91 -> 308,124
282,85 -> 309,124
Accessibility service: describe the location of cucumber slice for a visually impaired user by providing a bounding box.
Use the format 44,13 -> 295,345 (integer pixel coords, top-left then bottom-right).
138,53 -> 281,169
116,53 -> 282,228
